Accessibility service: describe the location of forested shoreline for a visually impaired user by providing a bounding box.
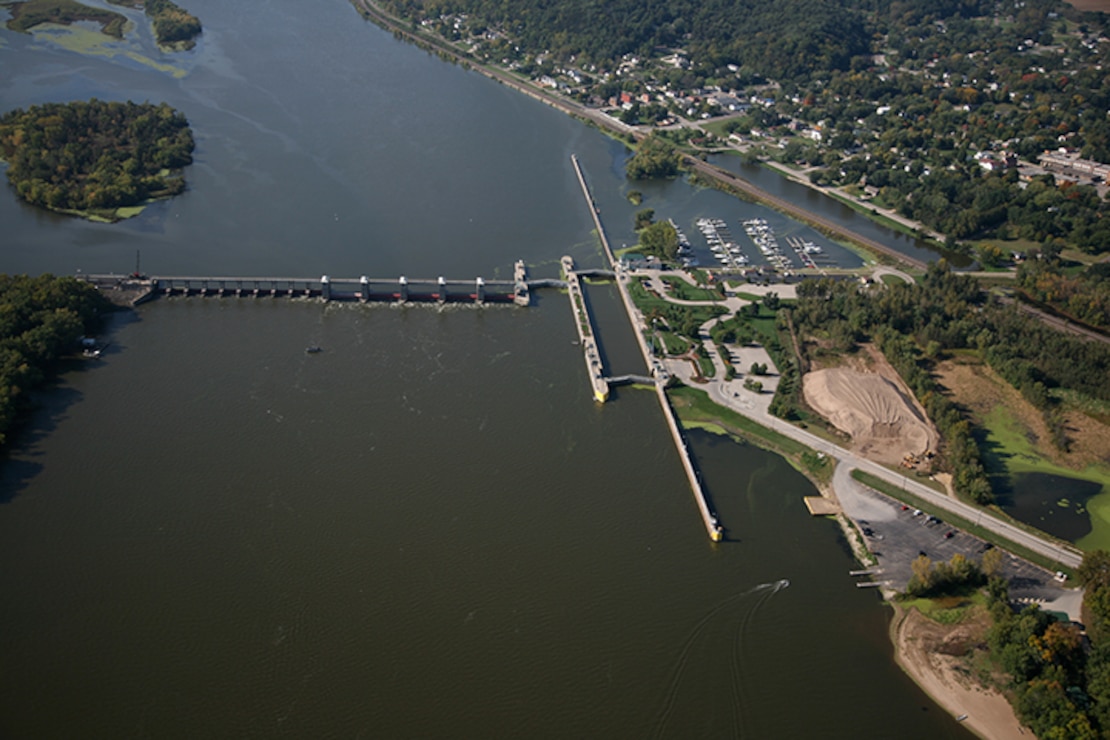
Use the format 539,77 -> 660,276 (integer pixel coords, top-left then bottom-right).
374,0 -> 1110,261
0,99 -> 194,221
0,275 -> 113,447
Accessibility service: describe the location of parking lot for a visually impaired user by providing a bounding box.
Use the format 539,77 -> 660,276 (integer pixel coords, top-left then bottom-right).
846,484 -> 1080,619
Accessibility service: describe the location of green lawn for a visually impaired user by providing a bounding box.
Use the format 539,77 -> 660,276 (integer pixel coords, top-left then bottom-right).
657,330 -> 690,355
659,276 -> 723,302
696,354 -> 715,378
670,385 -> 809,456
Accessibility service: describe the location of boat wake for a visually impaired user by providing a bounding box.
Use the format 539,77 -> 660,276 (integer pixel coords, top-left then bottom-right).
653,579 -> 789,739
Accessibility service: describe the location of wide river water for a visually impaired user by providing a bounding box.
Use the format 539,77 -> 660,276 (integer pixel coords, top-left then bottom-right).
1,1 -> 971,736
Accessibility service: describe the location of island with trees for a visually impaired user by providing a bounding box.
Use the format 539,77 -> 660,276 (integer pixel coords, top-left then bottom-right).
0,275 -> 113,448
2,0 -> 128,38
0,99 -> 195,222
3,0 -> 201,50
108,0 -> 201,49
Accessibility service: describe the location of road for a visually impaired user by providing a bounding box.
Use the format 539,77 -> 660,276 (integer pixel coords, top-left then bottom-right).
353,0 -> 933,273
999,295 -> 1110,345
360,0 -> 1092,572
640,271 -> 1085,570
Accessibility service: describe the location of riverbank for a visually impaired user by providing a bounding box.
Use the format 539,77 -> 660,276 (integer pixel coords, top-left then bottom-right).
349,0 -> 931,273
892,606 -> 1027,740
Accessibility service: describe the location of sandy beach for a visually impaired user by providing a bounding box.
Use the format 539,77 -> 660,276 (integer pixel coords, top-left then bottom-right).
892,607 -> 1028,739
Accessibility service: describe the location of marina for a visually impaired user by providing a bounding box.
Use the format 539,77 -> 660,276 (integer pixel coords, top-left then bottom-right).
785,235 -> 832,271
0,1 -> 978,733
670,219 -> 699,268
695,217 -> 750,269
742,218 -> 795,272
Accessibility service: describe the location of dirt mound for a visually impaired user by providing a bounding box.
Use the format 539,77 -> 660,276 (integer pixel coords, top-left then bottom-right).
803,367 -> 938,464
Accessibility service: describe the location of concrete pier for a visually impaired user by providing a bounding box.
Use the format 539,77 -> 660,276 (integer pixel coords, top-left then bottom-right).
562,256 -> 609,403
570,153 -> 722,542
656,384 -> 724,541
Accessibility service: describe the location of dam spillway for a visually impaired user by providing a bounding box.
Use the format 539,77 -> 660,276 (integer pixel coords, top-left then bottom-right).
80,263 -> 532,307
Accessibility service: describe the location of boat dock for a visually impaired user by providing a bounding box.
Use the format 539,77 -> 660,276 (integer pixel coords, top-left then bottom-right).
697,217 -> 749,269
784,236 -> 831,272
570,154 -> 723,542
742,218 -> 795,272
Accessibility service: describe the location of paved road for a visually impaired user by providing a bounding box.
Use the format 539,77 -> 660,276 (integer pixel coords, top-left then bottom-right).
642,275 -> 1083,570
359,0 -> 1092,572
680,361 -> 1084,570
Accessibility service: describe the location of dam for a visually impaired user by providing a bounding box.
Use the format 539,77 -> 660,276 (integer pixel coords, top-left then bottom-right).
80,262 -> 532,307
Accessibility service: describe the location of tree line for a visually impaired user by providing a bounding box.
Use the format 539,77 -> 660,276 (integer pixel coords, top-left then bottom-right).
0,99 -> 195,218
380,0 -> 872,81
626,133 -> 681,180
781,264 -> 1110,503
1017,255 -> 1110,333
0,275 -> 113,447
972,550 -> 1110,738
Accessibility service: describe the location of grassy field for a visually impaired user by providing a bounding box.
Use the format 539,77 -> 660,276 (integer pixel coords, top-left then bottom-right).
656,330 -> 690,355
659,276 -> 722,302
627,277 -> 725,325
668,385 -> 832,484
696,354 -> 715,378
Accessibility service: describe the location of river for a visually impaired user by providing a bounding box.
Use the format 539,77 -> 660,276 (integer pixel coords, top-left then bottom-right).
0,1 -> 970,736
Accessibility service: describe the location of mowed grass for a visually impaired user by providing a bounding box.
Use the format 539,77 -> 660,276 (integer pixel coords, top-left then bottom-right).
659,276 -> 723,302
